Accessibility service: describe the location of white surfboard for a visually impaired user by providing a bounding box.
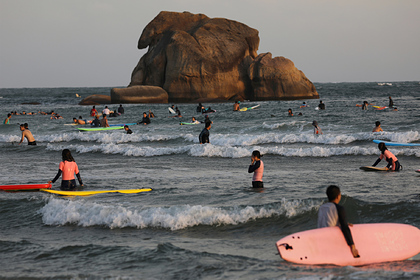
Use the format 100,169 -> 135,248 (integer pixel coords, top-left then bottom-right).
276,223 -> 420,266
168,107 -> 176,114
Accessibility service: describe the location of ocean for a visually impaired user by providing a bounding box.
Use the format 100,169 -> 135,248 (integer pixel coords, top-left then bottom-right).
0,82 -> 419,279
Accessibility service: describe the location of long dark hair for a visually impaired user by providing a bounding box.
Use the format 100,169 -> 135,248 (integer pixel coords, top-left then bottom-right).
378,142 -> 387,154
62,149 -> 75,162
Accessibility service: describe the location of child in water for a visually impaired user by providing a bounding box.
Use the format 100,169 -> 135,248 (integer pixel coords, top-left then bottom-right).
248,150 -> 264,188
49,149 -> 84,190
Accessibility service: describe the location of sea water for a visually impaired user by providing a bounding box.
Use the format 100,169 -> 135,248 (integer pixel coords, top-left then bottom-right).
0,82 -> 419,279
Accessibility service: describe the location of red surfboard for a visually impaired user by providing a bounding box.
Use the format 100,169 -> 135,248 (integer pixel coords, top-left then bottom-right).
0,183 -> 52,191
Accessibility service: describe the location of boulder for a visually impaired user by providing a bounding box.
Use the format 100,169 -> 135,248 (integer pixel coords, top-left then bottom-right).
111,86 -> 168,103
130,11 -> 259,102
125,11 -> 318,102
78,94 -> 111,105
248,53 -> 319,100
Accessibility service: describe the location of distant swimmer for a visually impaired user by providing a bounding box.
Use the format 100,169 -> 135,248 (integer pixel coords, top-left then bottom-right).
100,114 -> 110,127
248,150 -> 264,188
90,106 -> 98,117
203,115 -> 213,127
233,101 -> 240,111
373,142 -> 402,171
170,108 -> 182,118
197,103 -> 204,113
199,123 -> 211,144
48,149 -> 83,191
124,125 -> 132,134
372,121 -> 383,132
148,110 -> 155,118
318,185 -> 360,258
118,104 -> 124,114
312,120 -> 323,135
191,117 -> 200,124
4,113 -> 11,124
138,112 -> 151,125
388,96 -> 394,108
19,123 -> 36,145
73,116 -> 86,125
102,106 -> 110,116
288,108 -> 293,116
318,100 -> 325,110
300,102 -> 309,108
91,115 -> 100,127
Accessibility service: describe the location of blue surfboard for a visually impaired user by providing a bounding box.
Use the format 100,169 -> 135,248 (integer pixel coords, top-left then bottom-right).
373,140 -> 420,147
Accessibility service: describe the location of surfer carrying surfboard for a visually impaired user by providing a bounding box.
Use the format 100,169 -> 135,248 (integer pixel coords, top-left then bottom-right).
318,185 -> 360,258
248,150 -> 264,188
372,142 -> 402,171
48,149 -> 84,190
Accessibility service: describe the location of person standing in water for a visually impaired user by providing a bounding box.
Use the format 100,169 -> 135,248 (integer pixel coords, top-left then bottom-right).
48,149 -> 83,190
90,106 -> 98,117
233,101 -> 240,111
19,123 -> 36,145
388,96 -> 394,108
4,113 -> 11,124
100,114 -> 110,127
248,150 -> 264,188
372,121 -> 383,132
288,108 -> 293,116
199,123 -> 211,144
318,185 -> 360,258
312,121 -> 323,134
373,142 -> 402,171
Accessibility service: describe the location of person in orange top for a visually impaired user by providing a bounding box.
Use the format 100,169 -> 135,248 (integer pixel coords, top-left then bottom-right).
49,149 -> 84,190
372,142 -> 402,171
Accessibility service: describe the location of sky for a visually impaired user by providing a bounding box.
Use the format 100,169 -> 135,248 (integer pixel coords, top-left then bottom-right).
1,0 -> 419,88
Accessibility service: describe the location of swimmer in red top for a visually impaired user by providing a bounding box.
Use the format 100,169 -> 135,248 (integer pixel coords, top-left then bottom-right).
372,142 -> 402,171
248,150 -> 264,188
49,149 -> 84,190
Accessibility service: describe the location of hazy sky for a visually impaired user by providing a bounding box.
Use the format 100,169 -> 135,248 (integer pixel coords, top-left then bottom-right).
1,0 -> 419,88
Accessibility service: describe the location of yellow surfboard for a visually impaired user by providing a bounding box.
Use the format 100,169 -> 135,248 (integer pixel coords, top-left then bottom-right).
41,188 -> 152,196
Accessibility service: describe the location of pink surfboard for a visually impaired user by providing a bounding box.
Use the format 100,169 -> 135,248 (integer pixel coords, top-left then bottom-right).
416,169 -> 420,173
276,223 -> 420,266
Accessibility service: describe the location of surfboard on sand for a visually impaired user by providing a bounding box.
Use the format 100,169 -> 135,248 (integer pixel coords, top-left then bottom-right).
373,140 -> 420,147
41,188 -> 152,196
77,126 -> 124,131
276,223 -> 420,266
168,107 -> 176,114
0,183 -> 52,191
359,166 -> 388,171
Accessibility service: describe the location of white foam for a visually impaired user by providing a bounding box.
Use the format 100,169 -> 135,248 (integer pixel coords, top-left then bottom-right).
45,142 -> 420,158
39,197 -> 320,230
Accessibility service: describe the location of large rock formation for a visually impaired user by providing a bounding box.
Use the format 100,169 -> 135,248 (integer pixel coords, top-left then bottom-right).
122,11 -> 317,103
79,94 -> 111,105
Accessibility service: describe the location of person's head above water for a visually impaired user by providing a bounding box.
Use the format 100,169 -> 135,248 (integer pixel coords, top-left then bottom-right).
62,149 -> 75,162
312,120 -> 318,127
375,121 -> 381,127
252,150 -> 262,159
378,142 -> 387,153
326,185 -> 341,202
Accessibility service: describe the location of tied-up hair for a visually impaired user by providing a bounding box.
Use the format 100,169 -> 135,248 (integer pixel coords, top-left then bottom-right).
378,142 -> 387,154
62,149 -> 75,162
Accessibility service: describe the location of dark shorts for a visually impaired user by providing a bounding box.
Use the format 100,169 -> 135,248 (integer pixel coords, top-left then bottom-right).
28,141 -> 37,146
394,161 -> 402,171
61,180 -> 77,191
252,181 -> 264,188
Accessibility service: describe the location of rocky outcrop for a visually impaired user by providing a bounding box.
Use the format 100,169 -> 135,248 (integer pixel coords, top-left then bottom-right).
118,11 -> 318,103
111,86 -> 168,103
79,94 -> 111,105
248,53 -> 318,100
